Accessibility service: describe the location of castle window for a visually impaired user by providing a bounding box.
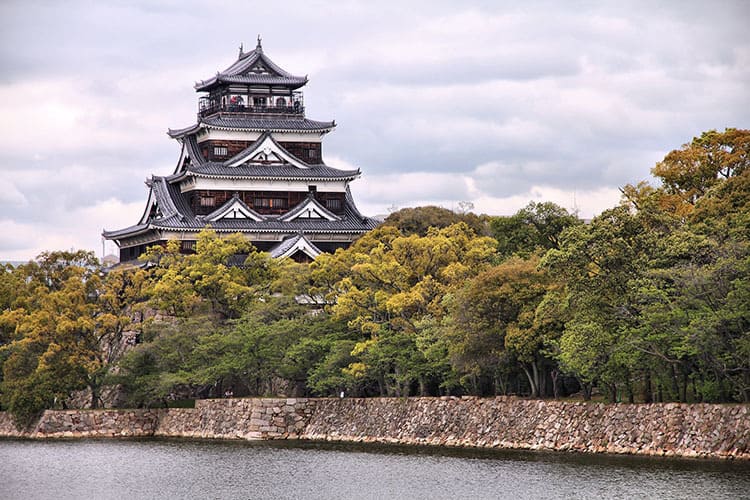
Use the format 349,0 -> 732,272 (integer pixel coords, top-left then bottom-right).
326,199 -> 341,210
200,196 -> 215,207
276,97 -> 286,107
253,96 -> 267,107
213,146 -> 228,157
308,149 -> 317,160
254,197 -> 287,209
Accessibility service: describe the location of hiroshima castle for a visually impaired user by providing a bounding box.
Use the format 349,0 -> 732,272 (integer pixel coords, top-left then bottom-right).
104,38 -> 378,262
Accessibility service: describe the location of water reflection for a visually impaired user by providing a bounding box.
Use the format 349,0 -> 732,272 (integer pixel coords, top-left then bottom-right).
1,438 -> 748,499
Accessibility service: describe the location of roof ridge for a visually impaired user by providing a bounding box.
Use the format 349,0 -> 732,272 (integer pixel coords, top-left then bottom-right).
195,44 -> 307,91
223,130 -> 313,169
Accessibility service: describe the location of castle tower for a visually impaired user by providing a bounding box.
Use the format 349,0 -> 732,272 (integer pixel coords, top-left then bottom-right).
103,39 -> 377,262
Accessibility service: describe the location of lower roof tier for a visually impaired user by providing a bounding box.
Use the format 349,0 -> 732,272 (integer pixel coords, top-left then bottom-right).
103,175 -> 378,246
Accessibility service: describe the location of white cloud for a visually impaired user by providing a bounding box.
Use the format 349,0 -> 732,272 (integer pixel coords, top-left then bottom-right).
0,178 -> 27,207
0,198 -> 144,261
350,170 -> 621,220
1,0 -> 748,260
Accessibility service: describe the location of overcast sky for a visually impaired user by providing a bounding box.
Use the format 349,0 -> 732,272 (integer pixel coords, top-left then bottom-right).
1,0 -> 748,260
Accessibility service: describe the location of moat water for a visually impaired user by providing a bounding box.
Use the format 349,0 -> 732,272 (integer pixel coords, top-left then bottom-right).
1,438 -> 748,499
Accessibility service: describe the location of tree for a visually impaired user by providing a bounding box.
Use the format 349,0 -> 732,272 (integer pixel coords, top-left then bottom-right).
490,202 -> 581,258
652,128 -> 750,210
383,206 -> 488,237
309,223 -> 497,396
543,207 -> 653,401
447,255 -> 560,397
0,251 -> 135,425
141,229 -> 277,318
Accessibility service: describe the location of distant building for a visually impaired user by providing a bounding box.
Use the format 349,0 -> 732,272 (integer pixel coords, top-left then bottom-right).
104,38 -> 377,263
101,254 -> 119,267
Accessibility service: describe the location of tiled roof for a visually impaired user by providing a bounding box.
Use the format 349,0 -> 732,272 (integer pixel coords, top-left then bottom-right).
102,223 -> 150,239
203,195 -> 265,222
167,116 -> 335,138
156,213 -> 377,233
104,174 -> 378,240
278,194 -> 341,221
166,132 -> 358,181
202,115 -> 335,131
269,233 -> 323,259
167,123 -> 200,138
184,135 -> 206,166
187,162 -> 359,180
195,44 -> 307,91
206,74 -> 307,87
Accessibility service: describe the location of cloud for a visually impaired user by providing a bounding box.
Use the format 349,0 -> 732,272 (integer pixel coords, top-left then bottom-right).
1,0 -> 749,260
0,198 -> 144,261
350,170 -> 621,220
0,178 -> 27,208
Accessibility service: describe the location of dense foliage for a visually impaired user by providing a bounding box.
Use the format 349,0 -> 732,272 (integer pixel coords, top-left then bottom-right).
1,129 -> 748,426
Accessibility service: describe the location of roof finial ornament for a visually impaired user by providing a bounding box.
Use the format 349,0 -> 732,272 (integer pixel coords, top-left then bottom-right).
239,43 -> 244,57
256,34 -> 262,51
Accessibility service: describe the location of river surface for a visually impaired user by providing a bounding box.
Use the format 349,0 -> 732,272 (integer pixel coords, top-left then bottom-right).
1,438 -> 748,499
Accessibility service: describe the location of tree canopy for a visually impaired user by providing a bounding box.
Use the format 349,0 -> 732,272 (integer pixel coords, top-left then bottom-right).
1,129 -> 748,426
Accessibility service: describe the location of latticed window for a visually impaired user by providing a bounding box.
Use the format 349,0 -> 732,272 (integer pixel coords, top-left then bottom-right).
213,146 -> 228,157
200,196 -> 215,207
254,197 -> 287,209
326,198 -> 341,210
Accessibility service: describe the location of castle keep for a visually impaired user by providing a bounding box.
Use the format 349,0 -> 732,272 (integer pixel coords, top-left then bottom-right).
104,39 -> 377,262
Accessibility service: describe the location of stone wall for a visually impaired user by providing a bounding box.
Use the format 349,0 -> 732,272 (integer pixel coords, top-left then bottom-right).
154,398 -> 314,440
0,411 -> 21,437
0,409 -> 159,438
1,397 -> 747,460
0,398 -> 315,441
302,397 -> 749,459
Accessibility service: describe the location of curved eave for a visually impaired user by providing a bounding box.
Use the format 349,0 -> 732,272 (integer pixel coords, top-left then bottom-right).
187,171 -> 360,182
204,123 -> 335,134
164,170 -> 188,183
195,75 -> 307,92
167,121 -> 335,139
149,225 -> 370,234
167,124 -> 201,139
195,47 -> 307,92
102,224 -> 153,240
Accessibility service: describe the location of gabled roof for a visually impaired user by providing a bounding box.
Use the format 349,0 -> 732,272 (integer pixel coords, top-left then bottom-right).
279,194 -> 341,222
269,233 -> 322,260
195,40 -> 308,92
225,131 -> 309,169
204,195 -> 265,222
165,133 -> 360,182
104,169 -> 379,242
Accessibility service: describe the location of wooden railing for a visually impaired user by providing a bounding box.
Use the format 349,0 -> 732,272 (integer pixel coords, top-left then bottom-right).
198,103 -> 304,118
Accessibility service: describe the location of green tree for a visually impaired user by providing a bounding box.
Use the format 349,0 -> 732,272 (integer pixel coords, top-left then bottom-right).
383,206 -> 488,237
490,202 -> 581,258
310,223 -> 497,396
448,255 -> 560,397
141,229 -> 276,319
543,207 -> 653,401
0,251 -> 134,426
